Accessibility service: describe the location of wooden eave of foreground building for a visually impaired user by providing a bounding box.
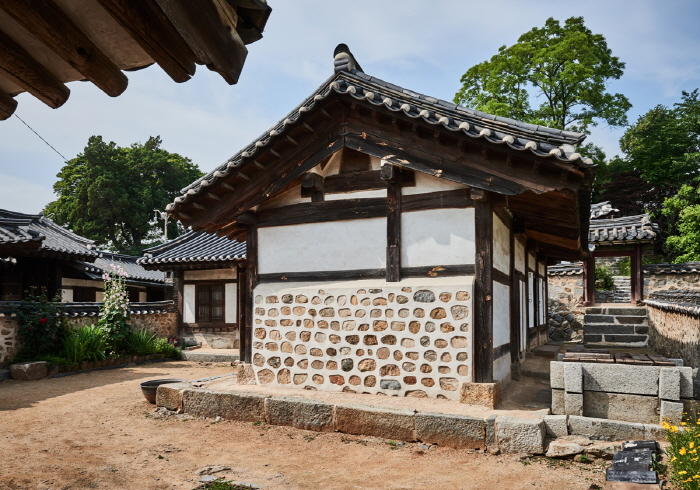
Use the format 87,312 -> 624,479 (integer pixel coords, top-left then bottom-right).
0,0 -> 271,119
167,45 -> 596,262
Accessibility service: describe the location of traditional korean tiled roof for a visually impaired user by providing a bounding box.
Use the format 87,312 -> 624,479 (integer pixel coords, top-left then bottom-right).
548,262 -> 583,276
0,209 -> 99,261
644,290 -> 700,315
0,256 -> 16,266
78,252 -> 165,284
0,300 -> 175,318
590,201 -> 619,220
169,45 -> 593,212
138,230 -> 246,267
643,262 -> 700,275
589,214 -> 659,244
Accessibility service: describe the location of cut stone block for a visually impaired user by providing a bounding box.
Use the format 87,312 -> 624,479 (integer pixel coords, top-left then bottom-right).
679,366 -> 693,398
335,404 -> 416,441
568,415 -> 645,441
564,362 -> 583,393
615,316 -> 648,325
605,308 -> 647,316
582,364 -> 659,396
585,324 -> 634,335
643,424 -> 665,441
603,335 -> 648,344
586,441 -> 621,459
584,334 -> 603,343
583,391 -> 659,425
545,439 -> 584,458
584,314 -> 614,323
415,412 -> 485,449
156,382 -> 188,410
237,363 -> 256,385
485,414 -> 497,446
495,415 -> 546,454
182,390 -> 268,422
265,396 -> 335,432
659,368 -> 680,401
660,400 -> 683,426
551,389 -> 564,414
10,361 -> 47,381
460,381 -> 501,408
565,393 -> 583,416
550,362 -> 564,390
604,482 -> 659,489
544,414 -> 568,438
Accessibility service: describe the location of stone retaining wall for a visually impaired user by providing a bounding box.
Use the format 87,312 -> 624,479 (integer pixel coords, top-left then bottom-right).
646,291 -> 700,368
0,316 -> 21,363
251,280 -> 473,401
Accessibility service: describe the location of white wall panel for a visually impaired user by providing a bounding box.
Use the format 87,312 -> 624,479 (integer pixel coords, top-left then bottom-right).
258,218 -> 387,273
493,282 -> 511,347
183,284 -> 195,323
402,208 -> 475,267
225,283 -> 237,323
514,239 -> 526,273
493,213 -> 510,273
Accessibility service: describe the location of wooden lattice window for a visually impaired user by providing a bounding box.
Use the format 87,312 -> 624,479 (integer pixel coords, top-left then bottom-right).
196,284 -> 224,323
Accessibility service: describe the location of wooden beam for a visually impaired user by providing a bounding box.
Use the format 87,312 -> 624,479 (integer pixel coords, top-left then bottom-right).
524,229 -> 580,251
385,165 -> 401,282
473,191 -> 493,383
0,0 -> 128,97
325,169 -> 414,195
154,0 -> 248,84
0,28 -> 70,108
301,171 -> 324,202
402,189 -> 473,212
0,88 -> 17,119
401,264 -> 475,278
236,210 -> 256,225
96,0 -> 197,83
257,198 -> 387,228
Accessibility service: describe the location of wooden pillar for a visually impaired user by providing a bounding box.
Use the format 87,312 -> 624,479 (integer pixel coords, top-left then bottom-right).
509,225 -> 519,363
583,256 -> 595,306
472,188 -> 493,383
243,223 -> 258,364
176,271 -> 184,339
381,163 -> 402,282
236,263 -> 246,356
632,244 -> 643,304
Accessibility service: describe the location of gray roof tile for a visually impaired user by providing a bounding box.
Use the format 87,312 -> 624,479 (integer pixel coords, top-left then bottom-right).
589,214 -> 659,244
138,230 -> 246,266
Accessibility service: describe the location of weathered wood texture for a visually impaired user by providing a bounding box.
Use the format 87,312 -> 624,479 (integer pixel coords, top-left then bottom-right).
384,164 -> 402,282
472,189 -> 493,383
243,224 -> 257,363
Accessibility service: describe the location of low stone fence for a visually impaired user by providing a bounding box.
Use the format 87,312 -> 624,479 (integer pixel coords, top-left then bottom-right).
550,360 -> 692,425
0,301 -> 177,364
645,290 -> 700,369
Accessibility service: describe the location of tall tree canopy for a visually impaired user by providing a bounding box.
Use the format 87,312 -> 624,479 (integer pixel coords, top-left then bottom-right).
454,16 -> 631,134
45,136 -> 203,255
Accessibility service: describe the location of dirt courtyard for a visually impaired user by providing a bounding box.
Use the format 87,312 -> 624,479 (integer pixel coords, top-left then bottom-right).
0,361 -> 606,490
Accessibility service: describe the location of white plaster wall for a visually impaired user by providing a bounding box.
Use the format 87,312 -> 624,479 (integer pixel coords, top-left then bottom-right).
61,289 -> 73,302
402,208 -> 475,268
258,218 -> 387,274
538,261 -> 546,276
183,269 -> 237,281
138,291 -> 147,302
402,171 -> 466,195
251,276 -> 474,401
493,282 -> 510,348
493,213 -> 510,274
225,283 -> 237,323
96,291 -> 104,302
514,238 -> 525,273
493,355 -> 511,384
183,284 -> 195,323
528,250 -> 536,271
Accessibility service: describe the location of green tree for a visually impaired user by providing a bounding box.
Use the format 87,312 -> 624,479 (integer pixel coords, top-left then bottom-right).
454,16 -> 631,134
663,183 -> 700,262
45,136 -> 202,254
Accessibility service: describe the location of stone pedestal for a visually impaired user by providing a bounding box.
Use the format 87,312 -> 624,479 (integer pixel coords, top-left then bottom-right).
460,381 -> 501,408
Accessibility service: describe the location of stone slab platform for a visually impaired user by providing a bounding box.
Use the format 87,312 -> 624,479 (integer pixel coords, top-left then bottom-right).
181,348 -> 240,363
156,375 -> 667,455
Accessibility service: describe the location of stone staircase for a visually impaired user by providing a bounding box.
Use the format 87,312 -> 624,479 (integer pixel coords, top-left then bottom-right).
612,275 -> 631,303
583,306 -> 649,347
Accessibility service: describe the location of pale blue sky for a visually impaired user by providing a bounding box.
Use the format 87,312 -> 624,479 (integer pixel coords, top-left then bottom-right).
2,0 -> 700,213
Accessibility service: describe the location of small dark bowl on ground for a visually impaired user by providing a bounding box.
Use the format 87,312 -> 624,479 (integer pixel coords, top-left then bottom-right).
140,379 -> 186,403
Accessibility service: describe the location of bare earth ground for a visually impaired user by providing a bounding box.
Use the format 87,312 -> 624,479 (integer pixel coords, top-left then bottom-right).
0,361 -> 606,490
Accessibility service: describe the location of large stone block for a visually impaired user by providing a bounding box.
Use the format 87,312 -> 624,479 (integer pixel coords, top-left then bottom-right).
603,335 -> 648,344
568,415 -> 645,441
156,382 -> 188,410
265,396 -> 334,432
582,364 -> 659,396
335,404 -> 415,441
544,415 -> 569,438
10,361 -> 47,381
659,368 -> 680,401
415,412 -> 485,449
550,362 -> 564,390
643,424 -> 666,441
551,389 -> 565,414
606,307 -> 647,316
564,363 -> 583,393
495,416 -> 546,454
679,366 -> 693,399
583,391 -> 659,425
660,400 -> 683,426
182,390 -> 268,422
460,381 -> 501,408
565,393 -> 583,416
585,324 -> 634,335
545,439 -> 584,458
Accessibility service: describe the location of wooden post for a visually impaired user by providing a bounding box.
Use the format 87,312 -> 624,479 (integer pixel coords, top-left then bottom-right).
382,163 -> 402,282
632,244 -> 643,304
176,271 -> 184,339
583,256 -> 595,306
243,223 -> 258,364
472,188 -> 493,383
509,225 -> 519,364
236,263 -> 246,356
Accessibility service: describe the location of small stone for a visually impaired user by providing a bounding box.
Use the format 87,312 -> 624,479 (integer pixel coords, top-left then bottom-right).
487,446 -> 500,455
404,376 -> 417,385
434,339 -> 448,349
440,323 -> 455,333
414,290 -> 436,303
300,331 -> 311,342
349,375 -> 361,385
326,361 -> 338,370
294,374 -> 307,385
391,321 -> 405,331
257,369 -> 274,384
326,347 -> 337,356
278,369 -> 291,384
409,321 -> 421,334
282,294 -> 293,303
379,364 -> 400,376
439,292 -> 452,303
296,295 -> 308,303
421,378 -> 435,387
418,443 -> 431,450
457,365 -> 469,376
314,332 -> 326,343
381,335 -> 397,345
439,377 -> 458,391
399,309 -> 409,318
364,375 -> 377,387
312,374 -> 324,384
380,380 -> 401,390
420,364 -> 432,373
297,359 -> 308,369
377,347 -> 390,359
406,390 -> 427,398
341,359 -> 354,372
406,352 -> 419,360
424,322 -> 436,333
295,345 -> 307,355
364,335 -> 378,345
393,350 -> 403,361
373,320 -> 388,331
196,465 -> 231,475
267,357 -> 281,368
200,475 -> 218,483
312,360 -> 324,369
330,375 -> 345,385
424,350 -> 437,362
358,359 -> 376,372
396,295 -> 409,304
451,336 -> 468,348
430,308 -> 447,319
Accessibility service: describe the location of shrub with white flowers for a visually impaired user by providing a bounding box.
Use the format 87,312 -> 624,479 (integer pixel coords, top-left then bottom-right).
98,263 -> 131,355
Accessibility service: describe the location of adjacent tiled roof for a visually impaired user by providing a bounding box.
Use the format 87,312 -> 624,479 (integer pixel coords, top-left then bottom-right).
0,209 -> 98,261
0,300 -> 175,318
78,252 -> 165,284
589,214 -> 659,244
139,230 -> 246,266
590,201 -> 619,220
645,290 -> 700,316
548,262 -> 583,276
643,262 -> 700,275
168,45 -> 592,212
0,256 -> 16,266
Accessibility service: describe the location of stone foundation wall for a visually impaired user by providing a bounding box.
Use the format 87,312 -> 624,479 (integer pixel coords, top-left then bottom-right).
0,316 -> 20,363
184,331 -> 238,349
251,278 -> 474,401
644,273 -> 700,298
646,303 -> 700,369
547,274 -> 584,341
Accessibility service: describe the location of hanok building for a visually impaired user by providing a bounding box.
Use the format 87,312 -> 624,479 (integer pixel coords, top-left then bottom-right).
165,45 -> 596,403
139,231 -> 246,349
0,209 -> 165,301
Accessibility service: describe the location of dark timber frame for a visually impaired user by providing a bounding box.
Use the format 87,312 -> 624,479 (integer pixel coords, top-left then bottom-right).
583,245 -> 645,305
472,188 -> 493,383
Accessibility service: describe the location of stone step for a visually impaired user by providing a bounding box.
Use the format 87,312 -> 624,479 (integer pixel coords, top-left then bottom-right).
583,333 -> 649,346
181,351 -> 240,363
531,343 -> 562,359
602,307 -> 647,316
584,315 -> 648,325
583,324 -> 649,335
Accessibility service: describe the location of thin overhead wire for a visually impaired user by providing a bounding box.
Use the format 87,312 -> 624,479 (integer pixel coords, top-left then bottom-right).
13,113 -> 68,161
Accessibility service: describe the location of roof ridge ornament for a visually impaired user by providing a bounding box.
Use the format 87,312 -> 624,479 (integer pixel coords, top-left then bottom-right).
333,43 -> 363,73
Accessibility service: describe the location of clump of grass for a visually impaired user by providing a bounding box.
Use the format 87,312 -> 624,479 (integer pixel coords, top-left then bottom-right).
198,479 -> 257,490
663,406 -> 700,488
